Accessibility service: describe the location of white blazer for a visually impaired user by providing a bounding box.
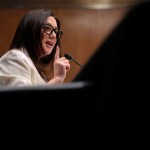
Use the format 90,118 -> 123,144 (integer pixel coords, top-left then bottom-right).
0,49 -> 46,87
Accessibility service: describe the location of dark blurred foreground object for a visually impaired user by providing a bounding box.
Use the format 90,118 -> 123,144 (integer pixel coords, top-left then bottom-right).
0,0 -> 149,148
0,82 -> 95,149
73,0 -> 150,143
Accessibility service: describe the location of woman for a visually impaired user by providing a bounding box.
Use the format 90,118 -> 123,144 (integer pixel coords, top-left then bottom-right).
0,9 -> 70,87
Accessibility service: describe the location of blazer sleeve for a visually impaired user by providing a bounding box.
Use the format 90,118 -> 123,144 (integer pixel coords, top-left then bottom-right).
0,50 -> 37,87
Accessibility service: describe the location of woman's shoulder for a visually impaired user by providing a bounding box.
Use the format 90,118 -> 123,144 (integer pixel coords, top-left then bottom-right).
7,49 -> 28,57
0,48 -> 32,66
0,49 -> 29,60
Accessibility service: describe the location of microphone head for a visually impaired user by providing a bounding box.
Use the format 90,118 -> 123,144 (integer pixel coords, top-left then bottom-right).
64,53 -> 72,60
64,53 -> 84,68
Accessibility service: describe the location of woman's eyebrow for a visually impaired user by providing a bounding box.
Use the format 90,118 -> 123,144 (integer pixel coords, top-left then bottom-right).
45,23 -> 58,29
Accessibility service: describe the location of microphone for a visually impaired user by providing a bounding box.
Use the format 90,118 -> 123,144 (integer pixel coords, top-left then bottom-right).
64,53 -> 84,68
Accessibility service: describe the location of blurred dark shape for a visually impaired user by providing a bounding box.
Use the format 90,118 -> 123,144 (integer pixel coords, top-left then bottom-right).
73,0 -> 150,145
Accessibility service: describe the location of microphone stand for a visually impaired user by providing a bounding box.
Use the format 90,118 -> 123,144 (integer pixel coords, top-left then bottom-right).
64,53 -> 84,68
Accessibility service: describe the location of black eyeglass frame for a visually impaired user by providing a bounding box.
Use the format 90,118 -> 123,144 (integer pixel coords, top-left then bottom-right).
42,23 -> 63,39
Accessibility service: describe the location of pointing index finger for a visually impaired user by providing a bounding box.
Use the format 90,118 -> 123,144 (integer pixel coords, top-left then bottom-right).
54,46 -> 60,60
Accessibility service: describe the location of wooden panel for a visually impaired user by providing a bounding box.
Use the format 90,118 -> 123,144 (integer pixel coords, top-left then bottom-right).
0,0 -> 136,8
0,6 -> 129,82
56,7 -> 129,82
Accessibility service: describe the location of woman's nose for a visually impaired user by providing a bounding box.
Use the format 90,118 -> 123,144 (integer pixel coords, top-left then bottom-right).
49,31 -> 56,38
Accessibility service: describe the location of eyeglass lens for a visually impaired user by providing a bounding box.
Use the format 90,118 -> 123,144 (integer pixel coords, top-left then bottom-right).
44,24 -> 62,39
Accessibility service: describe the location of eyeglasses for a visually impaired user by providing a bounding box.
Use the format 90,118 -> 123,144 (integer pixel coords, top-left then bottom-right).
42,23 -> 63,39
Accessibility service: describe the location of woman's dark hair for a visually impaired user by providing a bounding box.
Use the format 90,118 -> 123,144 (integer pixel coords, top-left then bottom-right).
9,9 -> 62,81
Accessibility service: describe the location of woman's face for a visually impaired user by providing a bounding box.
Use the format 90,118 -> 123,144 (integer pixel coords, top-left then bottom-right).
41,16 -> 58,56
